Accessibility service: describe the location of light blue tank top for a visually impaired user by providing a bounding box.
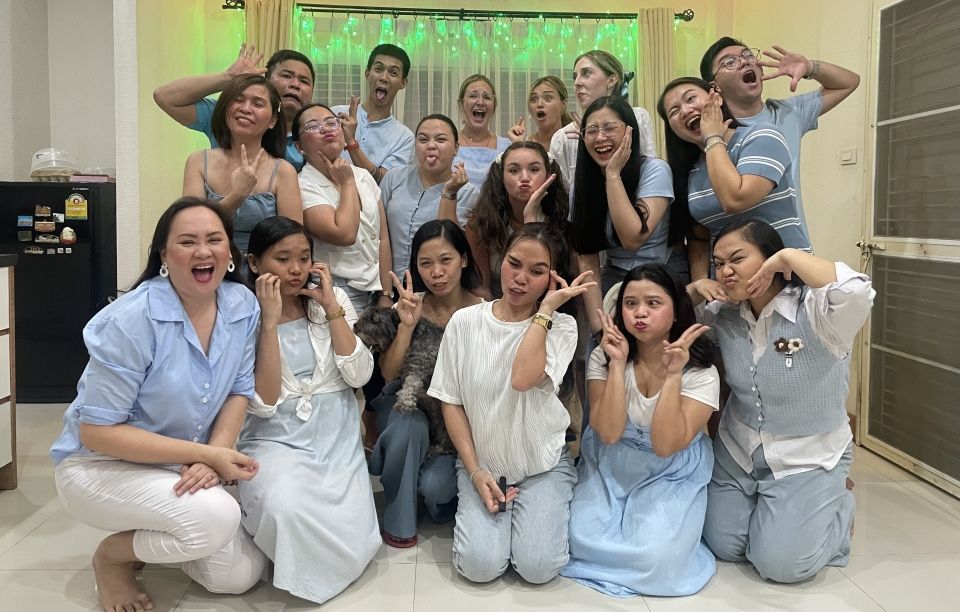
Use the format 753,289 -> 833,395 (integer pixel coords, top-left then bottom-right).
202,149 -> 280,252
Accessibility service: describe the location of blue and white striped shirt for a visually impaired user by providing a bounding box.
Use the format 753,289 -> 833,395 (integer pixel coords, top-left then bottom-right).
687,122 -> 811,251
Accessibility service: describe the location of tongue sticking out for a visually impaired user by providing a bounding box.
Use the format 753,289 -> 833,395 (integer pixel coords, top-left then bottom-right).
375,88 -> 388,101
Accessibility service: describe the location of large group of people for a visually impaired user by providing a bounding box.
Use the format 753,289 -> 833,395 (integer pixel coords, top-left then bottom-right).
51,36 -> 872,612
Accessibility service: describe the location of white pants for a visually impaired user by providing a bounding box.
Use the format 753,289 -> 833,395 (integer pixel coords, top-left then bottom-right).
55,456 -> 267,594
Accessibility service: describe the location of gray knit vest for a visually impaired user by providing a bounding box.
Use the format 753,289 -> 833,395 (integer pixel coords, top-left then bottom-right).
714,289 -> 849,436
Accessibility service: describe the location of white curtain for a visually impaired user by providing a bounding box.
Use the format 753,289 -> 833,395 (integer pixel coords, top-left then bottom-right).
295,10 -> 640,135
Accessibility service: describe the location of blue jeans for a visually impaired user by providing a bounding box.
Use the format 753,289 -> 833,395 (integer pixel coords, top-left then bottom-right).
452,450 -> 577,584
367,385 -> 458,538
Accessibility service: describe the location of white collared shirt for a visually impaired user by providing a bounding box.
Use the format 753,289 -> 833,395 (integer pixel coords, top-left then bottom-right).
702,262 -> 874,478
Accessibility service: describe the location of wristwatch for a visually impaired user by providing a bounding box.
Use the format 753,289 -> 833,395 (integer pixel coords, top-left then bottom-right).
441,190 -> 458,200
531,312 -> 553,331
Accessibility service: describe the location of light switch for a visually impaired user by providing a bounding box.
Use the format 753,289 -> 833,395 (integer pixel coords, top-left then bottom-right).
839,147 -> 858,165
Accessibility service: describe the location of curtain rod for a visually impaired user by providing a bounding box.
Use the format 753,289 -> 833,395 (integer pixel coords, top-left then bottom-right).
223,2 -> 695,22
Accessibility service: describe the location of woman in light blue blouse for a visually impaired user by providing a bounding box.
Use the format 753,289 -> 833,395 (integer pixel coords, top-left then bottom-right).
452,74 -> 512,187
381,113 -> 479,278
50,198 -> 267,612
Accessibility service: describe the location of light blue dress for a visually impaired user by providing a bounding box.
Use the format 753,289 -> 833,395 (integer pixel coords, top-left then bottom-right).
202,149 -> 279,253
453,136 -> 511,187
237,317 -> 380,604
562,355 -> 718,597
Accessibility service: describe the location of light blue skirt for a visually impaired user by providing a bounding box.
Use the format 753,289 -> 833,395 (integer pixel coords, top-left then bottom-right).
562,424 -> 715,597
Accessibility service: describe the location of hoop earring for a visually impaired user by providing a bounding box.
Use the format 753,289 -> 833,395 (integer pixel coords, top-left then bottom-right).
159,262 -> 169,278
227,258 -> 236,273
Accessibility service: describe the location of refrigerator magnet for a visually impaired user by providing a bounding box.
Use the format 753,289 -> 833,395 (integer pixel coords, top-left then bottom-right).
17,215 -> 32,227
65,193 -> 88,220
46,248 -> 56,255
57,248 -> 64,254
53,213 -> 65,223
34,221 -> 56,232
36,234 -> 59,244
17,231 -> 32,242
23,246 -> 43,255
65,247 -> 72,253
60,227 -> 77,245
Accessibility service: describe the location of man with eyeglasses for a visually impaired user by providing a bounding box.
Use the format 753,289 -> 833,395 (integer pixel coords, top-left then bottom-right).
331,44 -> 415,184
699,37 -> 859,236
154,44 -> 315,171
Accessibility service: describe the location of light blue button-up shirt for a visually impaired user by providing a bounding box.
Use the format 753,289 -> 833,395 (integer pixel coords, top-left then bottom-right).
380,164 -> 479,277
50,277 -> 260,465
330,103 -> 415,170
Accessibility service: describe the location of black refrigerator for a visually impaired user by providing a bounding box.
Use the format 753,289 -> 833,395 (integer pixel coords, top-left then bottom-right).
0,181 -> 117,402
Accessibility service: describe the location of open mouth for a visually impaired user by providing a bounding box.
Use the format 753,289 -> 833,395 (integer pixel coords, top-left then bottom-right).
374,87 -> 388,101
431,281 -> 448,292
282,93 -> 302,105
192,264 -> 215,283
508,287 -> 526,298
594,144 -> 614,156
685,116 -> 701,133
535,110 -> 546,120
471,109 -> 486,122
234,115 -> 254,127
742,69 -> 758,84
424,154 -> 439,164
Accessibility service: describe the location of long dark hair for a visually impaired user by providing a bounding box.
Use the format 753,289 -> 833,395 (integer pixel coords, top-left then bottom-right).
714,219 -> 803,288
656,77 -> 741,247
612,263 -> 713,368
571,95 -> 646,254
211,75 -> 285,158
469,141 -> 570,258
245,216 -> 317,320
132,197 -> 243,289
409,220 -> 479,293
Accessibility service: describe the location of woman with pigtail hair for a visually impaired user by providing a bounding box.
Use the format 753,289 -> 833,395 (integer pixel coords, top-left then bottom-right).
466,141 -> 571,299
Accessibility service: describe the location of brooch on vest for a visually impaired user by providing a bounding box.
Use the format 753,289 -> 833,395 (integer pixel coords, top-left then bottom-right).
773,336 -> 805,368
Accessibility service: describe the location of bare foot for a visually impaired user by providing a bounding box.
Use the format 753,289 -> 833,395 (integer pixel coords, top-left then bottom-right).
92,543 -> 154,612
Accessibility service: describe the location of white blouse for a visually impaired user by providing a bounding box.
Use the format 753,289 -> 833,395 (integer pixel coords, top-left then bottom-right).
300,163 -> 383,292
428,301 -> 578,483
586,346 -> 719,428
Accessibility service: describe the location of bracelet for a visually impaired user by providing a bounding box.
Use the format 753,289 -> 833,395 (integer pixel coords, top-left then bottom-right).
469,466 -> 485,483
380,290 -> 393,299
441,190 -> 458,200
324,306 -> 346,321
345,141 -> 360,151
803,60 -> 820,80
702,133 -> 724,146
704,138 -> 727,153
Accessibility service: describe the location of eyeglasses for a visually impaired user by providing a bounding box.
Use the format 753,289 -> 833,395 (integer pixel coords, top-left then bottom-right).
300,118 -> 341,135
582,121 -> 624,142
712,48 -> 761,79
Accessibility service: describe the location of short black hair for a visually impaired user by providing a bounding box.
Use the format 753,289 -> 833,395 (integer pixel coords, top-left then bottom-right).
700,36 -> 747,81
266,49 -> 315,84
366,44 -> 411,79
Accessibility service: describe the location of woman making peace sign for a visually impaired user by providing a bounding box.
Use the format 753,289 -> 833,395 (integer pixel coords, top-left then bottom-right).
182,74 -> 303,253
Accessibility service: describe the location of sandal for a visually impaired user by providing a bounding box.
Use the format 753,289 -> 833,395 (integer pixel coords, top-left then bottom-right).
382,531 -> 417,549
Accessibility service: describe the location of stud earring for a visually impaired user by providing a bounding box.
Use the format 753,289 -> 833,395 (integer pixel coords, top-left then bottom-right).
159,261 -> 169,278
227,258 -> 236,273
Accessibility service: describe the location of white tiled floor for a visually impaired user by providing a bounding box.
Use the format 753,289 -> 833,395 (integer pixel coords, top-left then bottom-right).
3,404 -> 960,611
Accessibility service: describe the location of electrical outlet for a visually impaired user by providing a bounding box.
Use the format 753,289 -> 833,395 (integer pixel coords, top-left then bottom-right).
839,147 -> 858,165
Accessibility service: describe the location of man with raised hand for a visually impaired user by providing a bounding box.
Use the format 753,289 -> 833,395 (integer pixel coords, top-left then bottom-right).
700,37 -> 860,234
154,44 -> 315,170
332,44 -> 415,183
